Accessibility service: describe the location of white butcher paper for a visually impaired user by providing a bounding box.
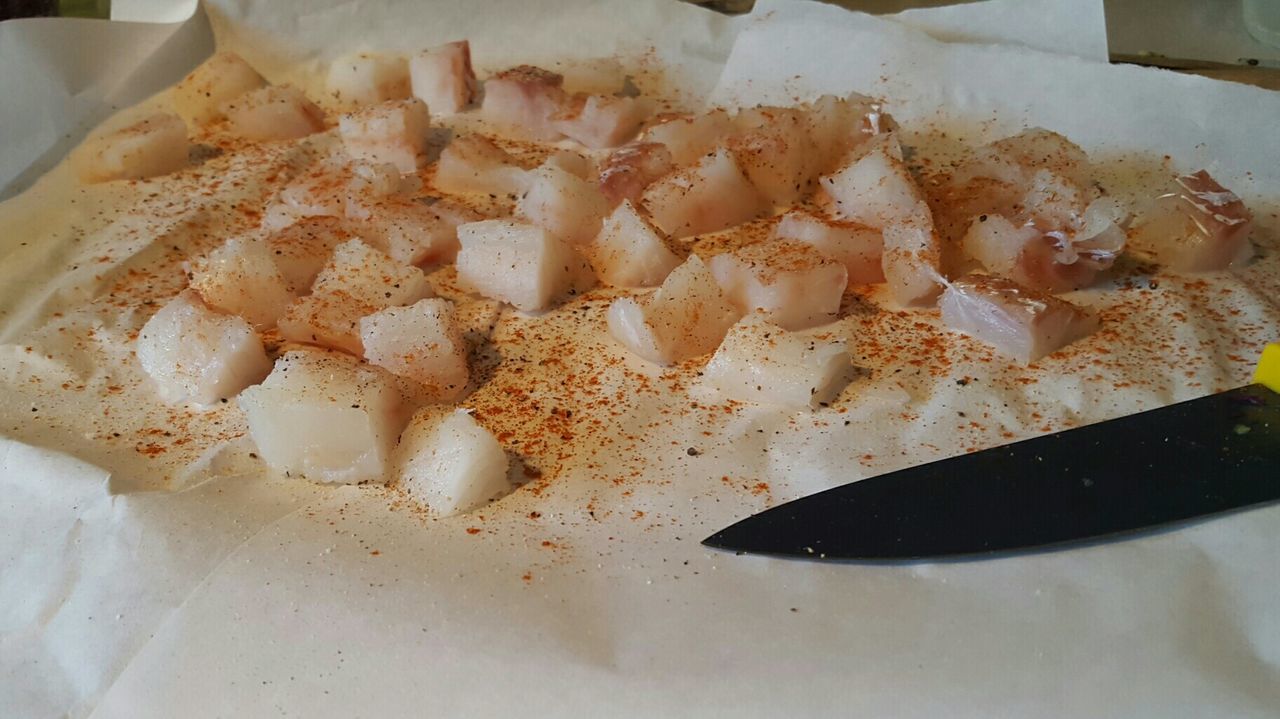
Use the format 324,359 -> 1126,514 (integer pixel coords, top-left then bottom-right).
1,1 -> 1278,718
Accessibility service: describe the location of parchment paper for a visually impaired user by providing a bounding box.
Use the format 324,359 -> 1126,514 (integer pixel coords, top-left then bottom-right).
2,1 -> 1277,718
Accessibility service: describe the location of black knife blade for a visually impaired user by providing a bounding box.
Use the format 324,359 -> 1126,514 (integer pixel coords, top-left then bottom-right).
702,382 -> 1280,561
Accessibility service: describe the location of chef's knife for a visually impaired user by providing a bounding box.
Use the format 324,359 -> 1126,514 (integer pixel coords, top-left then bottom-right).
703,344 -> 1280,561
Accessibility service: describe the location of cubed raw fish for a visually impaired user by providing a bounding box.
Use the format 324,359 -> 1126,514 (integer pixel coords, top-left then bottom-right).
278,239 -> 433,355
963,199 -> 1126,293
326,52 -> 411,108
480,65 -> 569,141
171,51 -> 267,126
820,134 -> 923,228
774,209 -> 884,285
552,94 -> 652,149
702,313 -> 850,410
357,198 -> 482,266
223,85 -> 325,142
393,408 -> 510,516
939,273 -> 1099,364
1130,170 -> 1253,272
136,290 -> 271,407
265,216 -> 359,293
188,236 -> 295,329
803,92 -> 886,173
433,134 -> 530,196
728,106 -> 819,206
516,163 -> 609,246
409,40 -> 477,115
359,297 -> 469,401
880,202 -> 944,307
456,220 -> 579,312
640,148 -> 769,239
606,254 -> 740,365
642,109 -> 734,166
587,200 -> 683,287
338,98 -> 431,173
75,112 -> 189,183
709,239 -> 847,330
988,128 -> 1091,187
239,349 -> 416,484
598,142 -> 675,206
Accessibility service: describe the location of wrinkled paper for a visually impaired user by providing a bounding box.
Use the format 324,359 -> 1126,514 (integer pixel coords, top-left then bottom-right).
2,1 -> 1278,718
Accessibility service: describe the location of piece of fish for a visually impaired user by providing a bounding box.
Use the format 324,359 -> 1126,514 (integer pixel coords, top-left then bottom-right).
277,239 -> 433,356
74,112 -> 190,183
598,142 -> 675,206
553,94 -> 652,149
240,348 -> 418,484
587,200 -> 684,288
938,273 -> 1099,364
774,208 -> 884,285
409,40 -> 477,115
135,290 -> 272,407
171,51 -> 267,126
433,134 -> 530,196
327,52 -> 412,108
456,219 -> 581,312
516,162 -> 609,247
1130,170 -> 1254,272
188,236 -> 295,329
702,313 -> 850,410
606,254 -> 741,365
708,239 -> 848,330
360,297 -> 469,401
640,147 -> 769,239
223,85 -> 325,142
338,98 -> 431,173
393,407 -> 510,516
480,65 -> 569,141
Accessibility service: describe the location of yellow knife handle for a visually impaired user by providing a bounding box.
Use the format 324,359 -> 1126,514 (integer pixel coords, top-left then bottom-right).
1255,343 -> 1280,393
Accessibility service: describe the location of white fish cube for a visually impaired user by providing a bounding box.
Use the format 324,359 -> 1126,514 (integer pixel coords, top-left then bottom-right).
188,236 -> 295,329
598,142 -> 674,206
278,239 -> 433,355
775,209 -> 884,285
433,134 -> 530,196
171,51 -> 266,126
803,93 -> 884,173
74,112 -> 189,183
1131,170 -> 1253,272
939,274 -> 1099,364
516,163 -> 609,246
394,408 -> 510,516
606,254 -> 740,365
409,40 -> 477,115
338,98 -> 431,173
223,85 -> 325,142
455,220 -> 579,312
703,313 -> 850,410
481,65 -> 569,141
552,94 -> 651,149
820,135 -> 923,228
240,349 -> 415,484
709,240 -> 847,330
881,202 -> 944,307
727,107 -> 819,206
357,198 -> 482,266
587,200 -> 683,287
643,109 -> 734,166
136,290 -> 271,407
640,148 -> 768,239
327,52 -> 411,108
360,298 -> 469,401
